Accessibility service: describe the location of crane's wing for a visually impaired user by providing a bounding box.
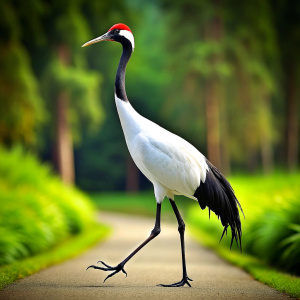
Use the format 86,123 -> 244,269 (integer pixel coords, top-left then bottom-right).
132,127 -> 244,251
194,159 -> 244,250
134,131 -> 208,198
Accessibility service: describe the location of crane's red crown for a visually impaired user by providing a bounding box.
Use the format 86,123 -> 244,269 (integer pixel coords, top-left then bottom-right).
108,23 -> 132,33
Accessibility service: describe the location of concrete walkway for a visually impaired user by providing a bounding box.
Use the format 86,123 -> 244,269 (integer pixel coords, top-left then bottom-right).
0,213 -> 291,300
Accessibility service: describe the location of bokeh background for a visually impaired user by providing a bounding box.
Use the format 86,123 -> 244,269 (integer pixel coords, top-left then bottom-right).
0,0 -> 300,289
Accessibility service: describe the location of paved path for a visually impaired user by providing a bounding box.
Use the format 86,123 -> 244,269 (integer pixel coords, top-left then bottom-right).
0,213 -> 291,300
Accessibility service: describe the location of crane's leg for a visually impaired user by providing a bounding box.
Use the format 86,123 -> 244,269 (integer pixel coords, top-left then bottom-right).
158,199 -> 193,287
87,203 -> 161,283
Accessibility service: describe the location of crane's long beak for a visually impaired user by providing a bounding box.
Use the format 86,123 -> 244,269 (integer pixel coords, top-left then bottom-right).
81,32 -> 111,47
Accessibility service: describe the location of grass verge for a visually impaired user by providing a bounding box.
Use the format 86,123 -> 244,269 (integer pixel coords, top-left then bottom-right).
189,225 -> 300,299
90,192 -> 156,216
90,192 -> 190,219
0,223 -> 111,290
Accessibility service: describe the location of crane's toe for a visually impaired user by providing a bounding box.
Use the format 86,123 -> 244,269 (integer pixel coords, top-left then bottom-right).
86,261 -> 127,283
157,276 -> 193,287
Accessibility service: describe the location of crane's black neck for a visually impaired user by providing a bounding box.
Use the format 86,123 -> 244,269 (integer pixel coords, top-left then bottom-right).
115,42 -> 132,102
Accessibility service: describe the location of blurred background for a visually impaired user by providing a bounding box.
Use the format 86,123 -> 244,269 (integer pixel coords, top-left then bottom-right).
0,0 -> 300,284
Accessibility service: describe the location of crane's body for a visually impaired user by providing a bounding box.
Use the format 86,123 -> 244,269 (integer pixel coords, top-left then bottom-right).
83,23 -> 243,287
116,96 -> 208,202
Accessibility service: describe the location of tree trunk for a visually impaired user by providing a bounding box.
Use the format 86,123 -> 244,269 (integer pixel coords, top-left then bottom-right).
286,62 -> 299,171
259,96 -> 273,174
55,45 -> 75,184
205,0 -> 223,170
206,79 -> 222,169
220,89 -> 231,175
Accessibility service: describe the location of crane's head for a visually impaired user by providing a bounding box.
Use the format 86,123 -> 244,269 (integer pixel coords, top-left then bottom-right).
82,23 -> 135,51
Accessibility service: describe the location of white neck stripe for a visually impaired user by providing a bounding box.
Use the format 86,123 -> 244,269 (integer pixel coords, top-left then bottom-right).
119,30 -> 135,51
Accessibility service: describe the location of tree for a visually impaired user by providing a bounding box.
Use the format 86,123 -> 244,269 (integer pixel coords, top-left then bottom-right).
0,1 -> 45,146
38,0 -> 104,184
0,1 -> 104,185
161,0 -> 279,174
204,0 -> 223,170
227,0 -> 278,173
273,0 -> 300,171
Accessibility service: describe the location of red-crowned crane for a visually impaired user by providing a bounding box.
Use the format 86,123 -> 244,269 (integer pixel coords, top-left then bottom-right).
82,23 -> 243,287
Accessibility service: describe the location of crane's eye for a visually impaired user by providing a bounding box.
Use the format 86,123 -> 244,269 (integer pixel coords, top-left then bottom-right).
111,29 -> 120,34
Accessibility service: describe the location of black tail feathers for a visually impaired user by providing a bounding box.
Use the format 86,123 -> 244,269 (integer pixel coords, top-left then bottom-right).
194,159 -> 244,251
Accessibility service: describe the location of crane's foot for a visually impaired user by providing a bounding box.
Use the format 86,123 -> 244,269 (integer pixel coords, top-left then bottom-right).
86,261 -> 127,283
157,276 -> 193,287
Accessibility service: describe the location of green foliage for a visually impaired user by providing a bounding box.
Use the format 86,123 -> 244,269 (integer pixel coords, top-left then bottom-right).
41,57 -> 104,142
187,173 -> 300,276
40,0 -> 108,140
0,1 -> 46,146
0,0 -> 299,190
0,0 -> 106,150
244,197 -> 300,274
0,222 -> 110,290
160,0 -> 280,171
0,42 -> 45,145
0,146 -> 96,265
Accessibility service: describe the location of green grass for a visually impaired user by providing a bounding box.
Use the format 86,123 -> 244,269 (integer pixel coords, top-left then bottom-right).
90,192 -> 191,222
0,223 -> 110,290
90,191 -> 157,216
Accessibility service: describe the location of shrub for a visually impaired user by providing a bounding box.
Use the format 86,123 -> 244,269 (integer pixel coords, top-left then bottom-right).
0,146 -> 96,265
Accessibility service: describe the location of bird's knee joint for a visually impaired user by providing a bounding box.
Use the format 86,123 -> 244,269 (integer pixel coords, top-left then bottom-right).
151,226 -> 161,236
178,223 -> 185,233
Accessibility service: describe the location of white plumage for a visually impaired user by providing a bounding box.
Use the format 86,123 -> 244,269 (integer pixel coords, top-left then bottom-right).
116,95 -> 208,203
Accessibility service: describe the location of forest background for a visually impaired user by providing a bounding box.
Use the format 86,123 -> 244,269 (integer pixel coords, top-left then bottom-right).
1,0 -> 299,192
